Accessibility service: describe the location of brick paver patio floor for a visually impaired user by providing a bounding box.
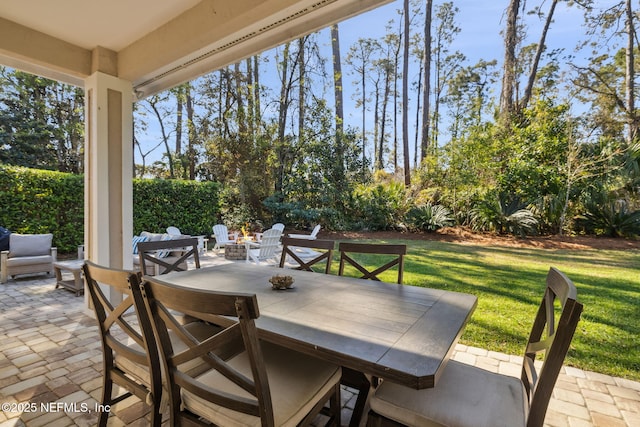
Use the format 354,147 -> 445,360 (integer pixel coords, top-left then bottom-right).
1,254 -> 639,426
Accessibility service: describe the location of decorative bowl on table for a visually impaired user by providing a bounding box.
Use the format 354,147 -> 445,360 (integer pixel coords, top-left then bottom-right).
269,274 -> 294,290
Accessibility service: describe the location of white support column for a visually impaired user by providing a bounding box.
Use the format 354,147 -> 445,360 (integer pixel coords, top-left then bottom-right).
84,72 -> 133,304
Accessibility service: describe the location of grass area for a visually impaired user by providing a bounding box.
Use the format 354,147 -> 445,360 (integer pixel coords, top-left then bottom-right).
333,239 -> 640,382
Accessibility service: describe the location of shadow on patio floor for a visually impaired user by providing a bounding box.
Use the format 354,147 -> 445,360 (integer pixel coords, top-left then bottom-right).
0,255 -> 638,426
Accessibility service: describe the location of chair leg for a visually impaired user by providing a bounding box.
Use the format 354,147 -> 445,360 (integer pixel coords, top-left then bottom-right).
342,368 -> 372,427
149,399 -> 162,427
366,410 -> 406,427
329,382 -> 341,427
98,378 -> 113,427
350,383 -> 370,427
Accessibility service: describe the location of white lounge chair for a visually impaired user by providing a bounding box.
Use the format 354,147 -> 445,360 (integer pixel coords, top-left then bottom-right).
212,224 -> 239,254
166,226 -> 182,236
245,228 -> 282,265
288,224 -> 320,240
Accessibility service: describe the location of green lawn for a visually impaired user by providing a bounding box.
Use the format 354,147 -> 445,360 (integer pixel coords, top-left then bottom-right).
333,239 -> 640,382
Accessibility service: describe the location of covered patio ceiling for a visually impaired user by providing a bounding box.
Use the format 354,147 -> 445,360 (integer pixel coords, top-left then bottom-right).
0,0 -> 391,98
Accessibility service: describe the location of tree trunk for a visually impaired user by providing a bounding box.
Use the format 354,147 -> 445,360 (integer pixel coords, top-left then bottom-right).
186,84 -> 196,180
234,62 -> 247,136
332,24 -> 344,135
253,55 -> 261,132
393,21 -> 401,173
298,37 -> 306,142
276,43 -> 291,195
362,56 -> 367,175
625,0 -> 638,143
149,97 -> 174,178
373,77 -> 381,165
402,0 -> 411,186
246,57 -> 254,142
217,69 -> 224,138
500,0 -> 520,121
414,60 -> 423,169
175,85 -> 183,155
520,0 -> 558,110
421,0 -> 433,162
378,62 -> 391,171
331,24 -> 345,187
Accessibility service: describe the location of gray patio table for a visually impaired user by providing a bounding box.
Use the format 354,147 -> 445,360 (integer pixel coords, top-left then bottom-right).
158,262 -> 478,391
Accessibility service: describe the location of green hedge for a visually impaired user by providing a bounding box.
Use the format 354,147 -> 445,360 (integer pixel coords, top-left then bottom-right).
133,178 -> 221,236
0,166 -> 221,253
0,166 -> 83,252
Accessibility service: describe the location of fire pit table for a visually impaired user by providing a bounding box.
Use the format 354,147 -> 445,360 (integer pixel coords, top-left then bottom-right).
224,243 -> 247,260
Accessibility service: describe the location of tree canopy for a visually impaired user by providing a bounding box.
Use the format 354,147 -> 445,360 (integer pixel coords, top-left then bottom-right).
2,0 -> 640,237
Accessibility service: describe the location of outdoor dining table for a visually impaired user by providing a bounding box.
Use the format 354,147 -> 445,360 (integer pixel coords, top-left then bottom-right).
159,262 -> 478,392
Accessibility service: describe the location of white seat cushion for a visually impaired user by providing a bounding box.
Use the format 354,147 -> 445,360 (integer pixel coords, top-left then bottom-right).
369,360 -> 528,427
183,341 -> 341,427
5,255 -> 53,267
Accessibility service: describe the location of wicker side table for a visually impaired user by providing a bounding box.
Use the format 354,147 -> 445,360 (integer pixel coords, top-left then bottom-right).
53,259 -> 85,296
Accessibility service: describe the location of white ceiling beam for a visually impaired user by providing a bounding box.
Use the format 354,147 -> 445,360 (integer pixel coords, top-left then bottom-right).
1,0 -> 391,95
0,17 -> 91,84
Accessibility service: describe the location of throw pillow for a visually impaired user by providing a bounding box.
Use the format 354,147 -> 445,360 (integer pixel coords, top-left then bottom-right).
156,234 -> 173,258
9,234 -> 52,257
132,235 -> 148,255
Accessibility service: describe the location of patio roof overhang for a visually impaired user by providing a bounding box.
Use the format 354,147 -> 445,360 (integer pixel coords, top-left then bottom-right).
0,0 -> 391,304
0,0 -> 391,98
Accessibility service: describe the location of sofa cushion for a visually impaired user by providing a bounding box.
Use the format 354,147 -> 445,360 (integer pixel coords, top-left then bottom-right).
6,255 -> 54,267
9,234 -> 53,257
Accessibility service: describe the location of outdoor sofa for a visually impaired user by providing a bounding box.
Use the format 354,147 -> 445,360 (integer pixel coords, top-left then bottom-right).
1,233 -> 57,283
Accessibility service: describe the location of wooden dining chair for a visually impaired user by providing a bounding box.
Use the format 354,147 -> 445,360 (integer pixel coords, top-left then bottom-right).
367,267 -> 584,427
84,261 -> 222,426
279,236 -> 335,274
338,242 -> 407,284
140,275 -> 342,427
82,261 -> 163,427
137,237 -> 199,276
336,242 -> 407,426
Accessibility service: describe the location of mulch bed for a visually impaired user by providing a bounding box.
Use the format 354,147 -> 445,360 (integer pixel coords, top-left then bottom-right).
320,227 -> 640,251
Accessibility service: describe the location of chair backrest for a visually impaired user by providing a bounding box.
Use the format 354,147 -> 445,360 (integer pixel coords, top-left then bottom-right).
338,242 -> 407,284
272,223 -> 285,232
166,226 -> 181,236
212,224 -> 232,242
253,228 -> 282,261
139,275 -> 274,425
82,261 -> 162,415
279,237 -> 335,274
524,267 -> 583,427
137,237 -> 200,276
309,224 -> 321,238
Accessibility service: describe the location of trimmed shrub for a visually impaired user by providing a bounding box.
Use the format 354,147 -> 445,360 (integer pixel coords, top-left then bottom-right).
133,178 -> 221,236
0,166 -> 222,253
350,181 -> 410,231
0,166 -> 83,252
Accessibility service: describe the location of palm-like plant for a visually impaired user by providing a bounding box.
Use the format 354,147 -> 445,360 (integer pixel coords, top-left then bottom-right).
576,190 -> 640,237
470,195 -> 538,236
407,203 -> 455,232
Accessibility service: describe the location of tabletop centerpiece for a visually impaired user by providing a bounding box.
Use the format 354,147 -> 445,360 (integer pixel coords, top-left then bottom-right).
269,274 -> 294,290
